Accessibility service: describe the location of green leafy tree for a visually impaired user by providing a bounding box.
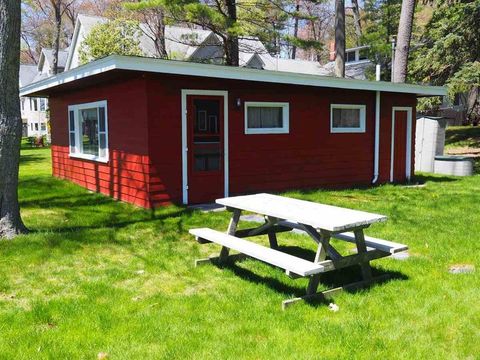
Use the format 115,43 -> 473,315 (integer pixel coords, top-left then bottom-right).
79,18 -> 144,64
410,0 -> 480,121
361,0 -> 402,81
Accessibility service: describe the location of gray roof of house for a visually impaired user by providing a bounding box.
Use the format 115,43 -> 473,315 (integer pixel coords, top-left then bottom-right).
40,48 -> 69,70
19,64 -> 38,87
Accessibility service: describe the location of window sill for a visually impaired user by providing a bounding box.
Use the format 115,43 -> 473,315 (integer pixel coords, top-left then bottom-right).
331,128 -> 366,134
245,128 -> 289,135
69,153 -> 109,163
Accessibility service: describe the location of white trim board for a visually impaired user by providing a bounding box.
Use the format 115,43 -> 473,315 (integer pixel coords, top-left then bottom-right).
21,55 -> 447,98
181,89 -> 229,204
390,107 -> 413,182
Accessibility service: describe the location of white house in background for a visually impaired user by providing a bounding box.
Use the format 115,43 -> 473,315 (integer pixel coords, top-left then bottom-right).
19,64 -> 47,137
65,14 -> 372,79
19,48 -> 68,138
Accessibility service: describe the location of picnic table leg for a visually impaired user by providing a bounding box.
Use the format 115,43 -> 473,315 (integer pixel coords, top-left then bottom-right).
306,231 -> 330,295
266,217 -> 279,249
218,209 -> 241,263
354,229 -> 373,281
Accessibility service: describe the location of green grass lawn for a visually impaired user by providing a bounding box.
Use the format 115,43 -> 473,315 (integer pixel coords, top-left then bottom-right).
1,142 -> 479,359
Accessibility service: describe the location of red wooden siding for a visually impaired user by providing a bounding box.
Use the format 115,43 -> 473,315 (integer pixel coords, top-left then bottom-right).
49,70 -> 418,208
378,92 -> 416,183
49,75 -> 157,208
146,74 -> 417,205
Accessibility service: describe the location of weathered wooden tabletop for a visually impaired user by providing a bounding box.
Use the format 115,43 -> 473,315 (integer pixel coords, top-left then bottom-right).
216,193 -> 387,232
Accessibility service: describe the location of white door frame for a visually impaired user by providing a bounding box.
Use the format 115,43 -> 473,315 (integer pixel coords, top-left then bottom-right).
390,106 -> 413,182
181,89 -> 229,204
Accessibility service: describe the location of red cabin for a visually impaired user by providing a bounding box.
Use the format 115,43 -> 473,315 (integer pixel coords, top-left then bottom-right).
20,55 -> 446,207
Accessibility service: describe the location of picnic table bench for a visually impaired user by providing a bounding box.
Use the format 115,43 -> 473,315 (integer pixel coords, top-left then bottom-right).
189,193 -> 408,309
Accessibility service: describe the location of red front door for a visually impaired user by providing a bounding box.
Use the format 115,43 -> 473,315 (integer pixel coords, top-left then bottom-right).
187,96 -> 224,204
392,110 -> 408,182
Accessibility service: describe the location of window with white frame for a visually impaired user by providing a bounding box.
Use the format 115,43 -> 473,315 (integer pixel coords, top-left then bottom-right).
30,98 -> 38,112
39,98 -> 46,112
68,100 -> 108,162
330,104 -> 366,133
244,102 -> 289,134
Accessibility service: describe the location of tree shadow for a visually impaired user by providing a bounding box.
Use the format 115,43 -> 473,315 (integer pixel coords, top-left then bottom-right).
35,209 -> 191,235
19,153 -> 46,164
445,126 -> 480,147
410,174 -> 459,184
18,176 -> 196,241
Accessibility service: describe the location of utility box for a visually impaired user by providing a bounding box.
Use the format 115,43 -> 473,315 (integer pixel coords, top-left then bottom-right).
415,116 -> 447,172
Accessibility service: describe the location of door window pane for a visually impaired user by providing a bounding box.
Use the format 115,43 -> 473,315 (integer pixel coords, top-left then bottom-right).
194,147 -> 220,171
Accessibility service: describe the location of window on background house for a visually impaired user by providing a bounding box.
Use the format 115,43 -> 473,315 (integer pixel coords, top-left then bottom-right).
68,101 -> 108,162
30,98 -> 38,111
21,97 -> 25,111
330,104 -> 366,133
244,102 -> 289,134
346,51 -> 356,63
34,123 -> 38,131
31,123 -> 33,131
39,98 -> 46,112
40,123 -> 46,131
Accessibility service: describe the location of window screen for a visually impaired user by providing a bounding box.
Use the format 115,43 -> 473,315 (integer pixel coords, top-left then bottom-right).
332,108 -> 361,128
247,107 -> 283,129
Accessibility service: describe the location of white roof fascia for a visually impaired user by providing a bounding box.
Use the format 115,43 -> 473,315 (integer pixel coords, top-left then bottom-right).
346,45 -> 370,52
20,55 -> 447,97
65,17 -> 83,71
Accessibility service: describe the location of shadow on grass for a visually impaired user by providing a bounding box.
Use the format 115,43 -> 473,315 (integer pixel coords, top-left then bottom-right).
35,209 -> 191,235
411,174 -> 459,184
214,245 -> 408,308
19,176 -> 195,238
445,126 -> 480,147
20,153 -> 47,164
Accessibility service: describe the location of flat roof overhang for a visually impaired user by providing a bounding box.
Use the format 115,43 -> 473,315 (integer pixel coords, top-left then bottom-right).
20,55 -> 447,98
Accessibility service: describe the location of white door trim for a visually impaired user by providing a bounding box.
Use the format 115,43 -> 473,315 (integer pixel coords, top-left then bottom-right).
181,89 -> 229,204
390,106 -> 413,182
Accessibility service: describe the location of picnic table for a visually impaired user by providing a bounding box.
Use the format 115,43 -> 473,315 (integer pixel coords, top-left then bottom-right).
190,193 -> 408,309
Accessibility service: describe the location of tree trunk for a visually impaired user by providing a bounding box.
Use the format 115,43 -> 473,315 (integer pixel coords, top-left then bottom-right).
0,0 -> 28,239
351,0 -> 362,45
51,0 -> 61,74
393,0 -> 416,83
153,9 -> 167,58
291,2 -> 300,59
334,0 -> 345,77
224,0 -> 239,66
